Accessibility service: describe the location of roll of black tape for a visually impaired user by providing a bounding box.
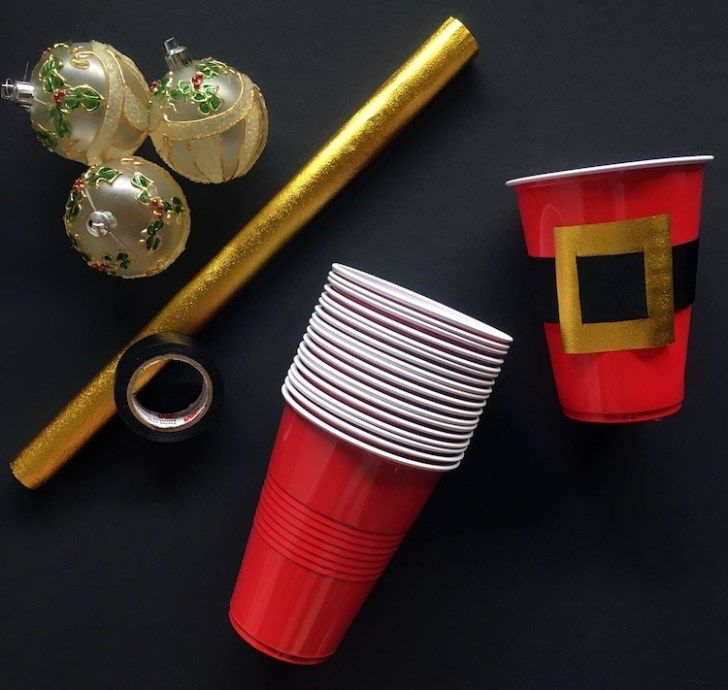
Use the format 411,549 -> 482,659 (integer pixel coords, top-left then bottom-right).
114,333 -> 223,442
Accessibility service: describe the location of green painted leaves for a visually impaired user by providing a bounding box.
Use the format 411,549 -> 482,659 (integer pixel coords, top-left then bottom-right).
63,167 -> 121,226
63,86 -> 103,113
192,84 -> 222,115
132,172 -> 153,190
48,106 -> 71,138
37,49 -> 104,143
132,172 -> 153,205
154,59 -> 228,116
88,252 -> 133,275
39,54 -> 65,93
101,252 -> 132,274
64,189 -> 83,224
145,219 -> 164,250
198,59 -> 226,78
85,166 -> 121,187
132,171 -> 185,252
33,127 -> 57,151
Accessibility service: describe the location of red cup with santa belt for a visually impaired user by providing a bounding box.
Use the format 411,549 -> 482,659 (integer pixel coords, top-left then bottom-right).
507,156 -> 712,423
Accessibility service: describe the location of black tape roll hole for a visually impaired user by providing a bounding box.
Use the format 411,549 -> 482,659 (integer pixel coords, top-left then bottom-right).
128,354 -> 213,432
114,334 -> 222,442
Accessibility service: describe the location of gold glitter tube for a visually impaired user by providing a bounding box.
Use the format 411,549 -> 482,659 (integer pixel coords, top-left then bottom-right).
11,17 -> 479,488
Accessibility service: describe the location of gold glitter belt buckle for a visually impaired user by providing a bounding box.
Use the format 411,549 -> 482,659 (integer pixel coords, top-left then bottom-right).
554,214 -> 675,354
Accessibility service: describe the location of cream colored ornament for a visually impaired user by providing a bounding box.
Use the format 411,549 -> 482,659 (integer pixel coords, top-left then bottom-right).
149,38 -> 268,184
63,157 -> 190,278
2,41 -> 150,164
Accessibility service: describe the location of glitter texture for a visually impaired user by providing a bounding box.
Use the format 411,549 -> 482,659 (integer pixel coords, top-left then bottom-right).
10,17 -> 478,488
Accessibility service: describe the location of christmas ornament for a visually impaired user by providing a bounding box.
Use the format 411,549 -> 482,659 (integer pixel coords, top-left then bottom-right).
11,17 -> 477,488
63,156 -> 190,278
2,41 -> 150,164
149,38 -> 268,184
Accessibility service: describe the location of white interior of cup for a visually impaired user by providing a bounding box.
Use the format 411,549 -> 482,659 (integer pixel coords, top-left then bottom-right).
505,155 -> 714,187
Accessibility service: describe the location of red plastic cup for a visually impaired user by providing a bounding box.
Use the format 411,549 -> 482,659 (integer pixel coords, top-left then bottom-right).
229,404 -> 442,664
508,156 -> 712,423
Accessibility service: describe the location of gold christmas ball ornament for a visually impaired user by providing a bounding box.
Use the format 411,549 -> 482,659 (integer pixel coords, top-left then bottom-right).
149,38 -> 268,184
2,41 -> 150,165
63,157 -> 190,278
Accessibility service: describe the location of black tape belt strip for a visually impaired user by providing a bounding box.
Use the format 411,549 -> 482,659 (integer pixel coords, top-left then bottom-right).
528,238 -> 699,324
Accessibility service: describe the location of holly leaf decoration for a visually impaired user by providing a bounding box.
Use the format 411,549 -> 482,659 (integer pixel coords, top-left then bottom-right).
64,93 -> 81,110
147,219 -> 165,235
178,81 -> 192,95
39,55 -> 65,93
64,189 -> 83,224
79,87 -> 102,112
172,197 -> 184,214
33,127 -> 57,151
84,166 -> 121,188
132,173 -> 152,190
152,73 -> 172,97
197,59 -> 227,78
144,218 -> 165,251
49,106 -> 71,137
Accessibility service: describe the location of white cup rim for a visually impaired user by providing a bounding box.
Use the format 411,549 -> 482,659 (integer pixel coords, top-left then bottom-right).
301,337 -> 487,418
318,295 -> 503,376
308,315 -> 495,397
312,307 -> 500,382
295,352 -> 480,431
331,263 -> 513,344
292,357 -> 477,441
303,331 -> 491,410
324,283 -> 508,361
327,272 -> 510,354
282,383 -> 461,472
505,155 -> 714,187
287,366 -> 472,452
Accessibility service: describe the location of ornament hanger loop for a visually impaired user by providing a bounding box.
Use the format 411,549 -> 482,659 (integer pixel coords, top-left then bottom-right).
1,78 -> 35,109
164,37 -> 192,71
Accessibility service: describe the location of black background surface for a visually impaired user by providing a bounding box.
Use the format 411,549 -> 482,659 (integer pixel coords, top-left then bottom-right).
1,2 -> 727,688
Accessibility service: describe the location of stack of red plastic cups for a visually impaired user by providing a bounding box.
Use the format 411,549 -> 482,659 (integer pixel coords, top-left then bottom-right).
229,264 -> 512,664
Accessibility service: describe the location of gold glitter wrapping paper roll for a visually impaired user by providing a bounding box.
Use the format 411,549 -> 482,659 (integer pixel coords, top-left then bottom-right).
11,17 -> 479,488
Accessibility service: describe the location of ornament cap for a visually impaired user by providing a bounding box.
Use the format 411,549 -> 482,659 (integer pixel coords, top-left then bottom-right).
86,210 -> 116,238
2,79 -> 35,110
164,38 -> 192,71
